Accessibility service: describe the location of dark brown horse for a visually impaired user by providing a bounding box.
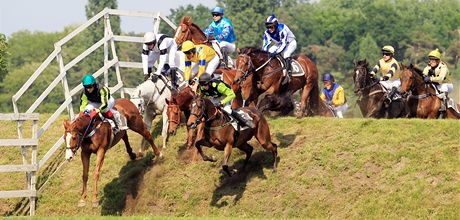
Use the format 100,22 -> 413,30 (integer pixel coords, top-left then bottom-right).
174,16 -> 210,47
234,47 -> 320,117
63,98 -> 162,207
353,59 -> 406,118
257,92 -> 335,117
400,64 -> 460,119
187,96 -> 278,176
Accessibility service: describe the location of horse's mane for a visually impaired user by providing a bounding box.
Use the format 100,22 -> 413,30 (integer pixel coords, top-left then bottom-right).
179,16 -> 206,37
239,47 -> 268,55
354,59 -> 369,69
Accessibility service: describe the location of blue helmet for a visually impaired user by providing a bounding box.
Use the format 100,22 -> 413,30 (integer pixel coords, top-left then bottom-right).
265,14 -> 278,26
322,73 -> 335,82
211,7 -> 224,15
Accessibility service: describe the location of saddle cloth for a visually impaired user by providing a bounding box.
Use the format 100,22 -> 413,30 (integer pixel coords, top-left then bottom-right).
230,110 -> 253,131
276,57 -> 305,77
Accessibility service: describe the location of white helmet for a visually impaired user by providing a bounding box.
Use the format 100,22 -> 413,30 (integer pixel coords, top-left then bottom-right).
143,32 -> 156,44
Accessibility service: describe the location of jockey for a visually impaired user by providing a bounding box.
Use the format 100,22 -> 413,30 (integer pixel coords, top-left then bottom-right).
262,14 -> 297,83
142,32 -> 179,89
204,6 -> 236,67
182,40 -> 220,84
370,45 -> 401,100
320,73 -> 348,118
198,73 -> 254,128
422,48 -> 453,110
79,74 -> 127,130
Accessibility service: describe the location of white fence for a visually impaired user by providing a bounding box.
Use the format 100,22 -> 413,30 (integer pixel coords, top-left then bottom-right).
0,113 -> 39,216
9,8 -> 177,215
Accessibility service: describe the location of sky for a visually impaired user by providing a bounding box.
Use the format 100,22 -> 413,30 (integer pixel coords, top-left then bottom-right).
0,0 -> 216,37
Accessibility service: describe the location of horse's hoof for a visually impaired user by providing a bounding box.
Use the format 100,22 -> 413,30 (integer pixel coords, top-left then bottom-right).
137,152 -> 144,158
77,200 -> 86,207
129,153 -> 137,161
92,201 -> 99,208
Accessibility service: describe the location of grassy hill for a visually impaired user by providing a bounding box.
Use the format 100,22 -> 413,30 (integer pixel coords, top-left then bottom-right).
1,115 -> 459,218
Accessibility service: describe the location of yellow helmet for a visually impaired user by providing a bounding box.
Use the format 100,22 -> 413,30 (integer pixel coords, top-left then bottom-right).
382,45 -> 395,54
428,48 -> 441,60
182,40 -> 195,52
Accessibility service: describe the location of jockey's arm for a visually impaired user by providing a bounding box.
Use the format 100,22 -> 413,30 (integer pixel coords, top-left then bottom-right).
196,50 -> 207,79
422,66 -> 430,76
217,24 -> 232,42
217,82 -> 236,105
430,66 -> 448,83
203,24 -> 213,38
319,92 -> 326,102
79,93 -> 88,112
155,40 -> 171,76
184,60 -> 192,81
386,63 -> 398,79
262,32 -> 272,51
141,44 -> 151,76
333,87 -> 346,106
274,29 -> 288,54
370,63 -> 380,76
97,87 -> 110,113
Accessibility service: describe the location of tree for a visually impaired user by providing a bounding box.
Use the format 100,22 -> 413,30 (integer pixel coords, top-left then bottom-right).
0,33 -> 8,85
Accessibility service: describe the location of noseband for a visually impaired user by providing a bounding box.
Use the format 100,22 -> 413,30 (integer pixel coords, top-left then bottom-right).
235,54 -> 255,84
66,117 -> 94,153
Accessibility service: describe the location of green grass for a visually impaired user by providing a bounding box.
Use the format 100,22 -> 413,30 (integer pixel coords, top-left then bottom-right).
1,114 -> 459,218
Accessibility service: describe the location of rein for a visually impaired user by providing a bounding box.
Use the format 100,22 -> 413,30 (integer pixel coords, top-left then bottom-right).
188,100 -> 231,131
66,117 -> 95,152
236,54 -> 274,83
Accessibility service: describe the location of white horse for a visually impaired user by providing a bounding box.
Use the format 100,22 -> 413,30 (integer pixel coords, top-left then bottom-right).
127,75 -> 186,154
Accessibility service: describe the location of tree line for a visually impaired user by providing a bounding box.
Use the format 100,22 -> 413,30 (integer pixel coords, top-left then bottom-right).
1,0 -> 459,114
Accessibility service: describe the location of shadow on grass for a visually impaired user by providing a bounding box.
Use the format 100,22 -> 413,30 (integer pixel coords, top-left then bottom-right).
210,151 -> 276,208
275,131 -> 298,148
100,152 -> 158,215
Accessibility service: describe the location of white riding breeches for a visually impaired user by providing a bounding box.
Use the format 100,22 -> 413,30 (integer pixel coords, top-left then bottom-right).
210,97 -> 232,114
380,78 -> 401,91
217,41 -> 236,54
333,103 -> 348,119
268,39 -> 297,58
84,96 -> 115,113
436,83 -> 453,93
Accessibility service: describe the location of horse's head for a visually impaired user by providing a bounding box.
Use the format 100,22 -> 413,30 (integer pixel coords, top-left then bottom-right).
63,115 -> 91,161
165,97 -> 181,135
234,52 -> 254,84
400,64 -> 424,97
187,96 -> 206,129
352,59 -> 370,95
175,16 -> 207,47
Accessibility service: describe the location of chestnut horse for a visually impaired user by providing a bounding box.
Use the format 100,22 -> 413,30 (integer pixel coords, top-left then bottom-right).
63,98 -> 162,207
234,47 -> 320,117
353,59 -> 406,118
187,96 -> 278,176
400,64 -> 460,119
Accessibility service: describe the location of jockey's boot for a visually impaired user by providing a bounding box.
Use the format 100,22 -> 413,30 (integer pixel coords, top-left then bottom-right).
282,57 -> 292,85
170,67 -> 178,91
112,110 -> 128,130
223,51 -> 229,68
230,110 -> 255,129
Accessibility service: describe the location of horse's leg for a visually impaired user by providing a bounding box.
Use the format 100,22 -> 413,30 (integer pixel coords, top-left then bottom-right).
222,142 -> 233,176
121,131 -> 137,160
140,109 -> 154,156
184,110 -> 194,149
92,148 -> 106,207
238,143 -> 253,170
78,150 -> 90,207
161,108 -> 169,149
195,138 -> 216,162
192,121 -> 205,162
131,113 -> 162,158
299,84 -> 312,117
254,117 -> 278,172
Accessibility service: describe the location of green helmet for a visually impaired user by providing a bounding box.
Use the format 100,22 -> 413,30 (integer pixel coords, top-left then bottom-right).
82,74 -> 96,86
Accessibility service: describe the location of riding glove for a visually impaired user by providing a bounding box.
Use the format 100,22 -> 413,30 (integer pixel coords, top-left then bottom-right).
423,76 -> 431,83
380,76 -> 390,81
89,109 -> 98,118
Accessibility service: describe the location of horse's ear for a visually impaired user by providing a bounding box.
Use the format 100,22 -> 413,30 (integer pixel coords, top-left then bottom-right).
237,48 -> 241,54
165,98 -> 170,105
352,59 -> 356,66
63,119 -> 70,129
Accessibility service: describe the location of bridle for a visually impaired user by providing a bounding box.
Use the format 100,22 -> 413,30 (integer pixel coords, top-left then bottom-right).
66,117 -> 94,154
167,104 -> 181,128
354,65 -> 379,94
235,54 -> 273,84
188,98 -> 219,129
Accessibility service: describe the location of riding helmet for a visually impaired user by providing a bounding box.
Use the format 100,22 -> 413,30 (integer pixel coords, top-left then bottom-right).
82,74 -> 96,86
428,48 -> 441,60
211,7 -> 224,15
322,72 -> 335,82
381,45 -> 395,54
199,73 -> 212,85
182,40 -> 195,52
143,32 -> 156,45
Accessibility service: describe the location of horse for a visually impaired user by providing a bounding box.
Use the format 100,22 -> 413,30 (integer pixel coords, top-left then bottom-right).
400,64 -> 460,119
234,47 -> 320,117
165,68 -> 241,161
257,92 -> 335,117
63,98 -> 162,207
130,76 -> 176,152
187,96 -> 278,176
353,59 -> 406,118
